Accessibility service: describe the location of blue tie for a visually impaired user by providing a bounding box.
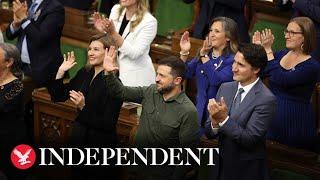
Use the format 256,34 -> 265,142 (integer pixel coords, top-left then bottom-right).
28,2 -> 38,19
230,88 -> 244,114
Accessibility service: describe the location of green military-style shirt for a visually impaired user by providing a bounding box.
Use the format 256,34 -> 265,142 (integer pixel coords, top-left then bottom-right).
104,74 -> 200,148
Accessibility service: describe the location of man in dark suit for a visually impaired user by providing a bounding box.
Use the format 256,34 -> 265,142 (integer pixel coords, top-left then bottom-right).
183,0 -> 249,42
6,0 -> 64,86
205,43 -> 277,180
6,0 -> 64,144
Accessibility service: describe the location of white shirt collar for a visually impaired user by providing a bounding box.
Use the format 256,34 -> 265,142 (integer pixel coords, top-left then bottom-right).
237,77 -> 260,101
32,0 -> 43,5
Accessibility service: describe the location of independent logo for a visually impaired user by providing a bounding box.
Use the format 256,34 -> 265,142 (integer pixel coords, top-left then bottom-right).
11,144 -> 36,169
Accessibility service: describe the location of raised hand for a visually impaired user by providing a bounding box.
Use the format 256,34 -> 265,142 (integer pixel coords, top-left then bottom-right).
103,46 -> 119,72
59,51 -> 77,72
180,31 -> 191,53
69,90 -> 85,110
260,28 -> 274,51
252,31 -> 262,45
92,12 -> 108,33
12,0 -> 27,27
200,36 -> 212,56
56,51 -> 77,79
106,19 -> 116,35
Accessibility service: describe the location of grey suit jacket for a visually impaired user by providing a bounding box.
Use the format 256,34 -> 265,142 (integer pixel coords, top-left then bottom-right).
205,79 -> 276,180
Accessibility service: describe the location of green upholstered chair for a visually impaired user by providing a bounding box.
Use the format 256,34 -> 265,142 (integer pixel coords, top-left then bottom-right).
154,0 -> 194,36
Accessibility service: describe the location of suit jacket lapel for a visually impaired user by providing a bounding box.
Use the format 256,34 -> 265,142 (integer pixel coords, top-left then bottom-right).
37,0 -> 49,15
225,81 -> 238,113
114,8 -> 132,39
230,80 -> 262,119
115,8 -> 126,32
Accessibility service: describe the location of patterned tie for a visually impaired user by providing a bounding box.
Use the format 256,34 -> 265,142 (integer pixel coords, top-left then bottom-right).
230,88 -> 244,114
28,2 -> 38,19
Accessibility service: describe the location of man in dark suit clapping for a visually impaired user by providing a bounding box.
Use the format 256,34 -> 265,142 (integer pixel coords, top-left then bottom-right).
205,43 -> 277,180
6,0 -> 64,86
6,0 -> 65,144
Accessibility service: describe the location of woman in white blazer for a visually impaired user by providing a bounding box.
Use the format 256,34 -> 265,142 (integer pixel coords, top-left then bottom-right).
93,0 -> 157,86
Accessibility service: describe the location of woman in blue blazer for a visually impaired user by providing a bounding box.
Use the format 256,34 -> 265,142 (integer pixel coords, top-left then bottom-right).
180,17 -> 239,134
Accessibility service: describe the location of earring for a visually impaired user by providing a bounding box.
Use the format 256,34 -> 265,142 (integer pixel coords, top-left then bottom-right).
300,43 -> 304,50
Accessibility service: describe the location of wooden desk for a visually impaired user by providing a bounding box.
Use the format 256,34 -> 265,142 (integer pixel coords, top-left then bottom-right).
32,88 -> 139,146
32,87 -> 320,179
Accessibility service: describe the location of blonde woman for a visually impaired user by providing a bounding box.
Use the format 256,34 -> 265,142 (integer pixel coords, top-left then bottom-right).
93,0 -> 157,86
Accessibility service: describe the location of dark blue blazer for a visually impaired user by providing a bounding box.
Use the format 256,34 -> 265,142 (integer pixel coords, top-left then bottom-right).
185,53 -> 234,130
184,0 -> 249,42
205,80 -> 277,180
6,0 -> 65,86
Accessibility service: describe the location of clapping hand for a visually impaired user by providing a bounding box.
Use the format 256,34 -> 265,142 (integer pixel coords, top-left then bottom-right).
103,46 -> 119,73
252,31 -> 262,45
252,29 -> 274,51
92,12 -> 115,35
180,31 -> 191,53
12,0 -> 27,27
200,36 -> 212,56
260,29 -> 274,50
207,97 -> 228,124
93,12 -> 108,33
69,90 -> 85,110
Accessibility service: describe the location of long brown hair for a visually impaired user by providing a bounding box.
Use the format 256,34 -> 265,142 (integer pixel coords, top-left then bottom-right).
289,17 -> 316,54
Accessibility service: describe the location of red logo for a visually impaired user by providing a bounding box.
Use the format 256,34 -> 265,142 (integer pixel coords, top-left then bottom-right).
10,144 -> 36,169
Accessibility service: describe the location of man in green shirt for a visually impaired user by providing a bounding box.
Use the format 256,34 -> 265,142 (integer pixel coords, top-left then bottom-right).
103,46 -> 200,179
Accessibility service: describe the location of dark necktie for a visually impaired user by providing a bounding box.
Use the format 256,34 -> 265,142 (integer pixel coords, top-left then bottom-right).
28,2 -> 38,19
230,88 -> 244,114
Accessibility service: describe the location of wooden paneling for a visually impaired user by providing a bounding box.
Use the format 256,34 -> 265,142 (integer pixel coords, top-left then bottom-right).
32,88 -> 139,146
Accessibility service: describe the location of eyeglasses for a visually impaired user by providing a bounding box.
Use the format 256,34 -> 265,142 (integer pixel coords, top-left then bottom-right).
284,29 -> 303,37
